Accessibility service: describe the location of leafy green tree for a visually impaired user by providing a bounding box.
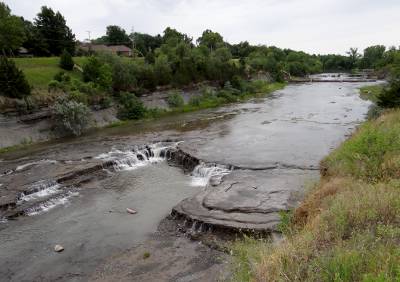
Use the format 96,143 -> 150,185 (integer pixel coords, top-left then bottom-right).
0,56 -> 31,98
34,6 -> 75,55
0,3 -> 25,54
132,32 -> 162,56
21,19 -> 48,56
197,29 -> 224,51
360,45 -> 386,69
105,25 -> 130,46
59,49 -> 74,70
346,47 -> 361,68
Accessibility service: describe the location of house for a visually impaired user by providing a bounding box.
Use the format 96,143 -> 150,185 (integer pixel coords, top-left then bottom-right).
78,43 -> 132,57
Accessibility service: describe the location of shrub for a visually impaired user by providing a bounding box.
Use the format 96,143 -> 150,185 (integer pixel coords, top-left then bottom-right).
117,92 -> 146,120
167,91 -> 184,108
48,80 -> 62,92
112,62 -> 137,92
54,71 -> 70,83
83,56 -> 103,82
68,90 -> 88,105
53,98 -> 91,136
189,95 -> 202,107
216,89 -> 237,103
0,56 -> 31,98
59,49 -> 74,71
377,79 -> 400,108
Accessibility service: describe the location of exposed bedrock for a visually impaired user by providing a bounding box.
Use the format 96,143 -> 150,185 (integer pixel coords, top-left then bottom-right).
173,168 -> 319,232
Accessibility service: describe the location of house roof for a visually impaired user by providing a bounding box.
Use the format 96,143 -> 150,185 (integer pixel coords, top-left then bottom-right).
107,45 -> 132,52
78,44 -> 132,53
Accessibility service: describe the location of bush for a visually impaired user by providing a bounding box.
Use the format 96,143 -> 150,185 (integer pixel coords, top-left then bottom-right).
0,56 -> 31,98
117,92 -> 146,120
189,95 -> 202,107
377,74 -> 400,108
68,90 -> 88,105
59,50 -> 74,71
54,71 -> 70,83
167,91 -> 184,108
48,80 -> 62,92
53,97 -> 91,136
83,56 -> 103,83
112,61 -> 137,92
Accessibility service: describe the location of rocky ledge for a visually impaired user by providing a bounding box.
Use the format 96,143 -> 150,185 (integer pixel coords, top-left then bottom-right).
173,167 -> 318,232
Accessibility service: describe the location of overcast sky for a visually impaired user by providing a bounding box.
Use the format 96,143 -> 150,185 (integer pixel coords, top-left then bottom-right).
4,0 -> 400,55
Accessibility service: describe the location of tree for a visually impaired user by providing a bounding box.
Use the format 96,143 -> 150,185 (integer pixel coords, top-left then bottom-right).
360,45 -> 386,69
59,49 -> 74,70
132,32 -> 162,56
0,3 -> 25,54
346,47 -> 361,68
0,56 -> 31,98
35,6 -> 75,55
105,25 -> 130,46
197,29 -> 224,51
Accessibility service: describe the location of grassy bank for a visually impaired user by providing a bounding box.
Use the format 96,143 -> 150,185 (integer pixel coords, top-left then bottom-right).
231,103 -> 400,280
359,84 -> 385,103
13,57 -> 87,89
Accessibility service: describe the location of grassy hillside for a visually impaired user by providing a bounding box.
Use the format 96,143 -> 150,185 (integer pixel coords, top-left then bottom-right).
231,108 -> 400,281
13,57 -> 87,89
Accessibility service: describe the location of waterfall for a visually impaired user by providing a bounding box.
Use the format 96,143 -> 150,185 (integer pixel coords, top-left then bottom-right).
95,142 -> 178,171
24,191 -> 79,216
190,162 -> 231,187
18,180 -> 61,203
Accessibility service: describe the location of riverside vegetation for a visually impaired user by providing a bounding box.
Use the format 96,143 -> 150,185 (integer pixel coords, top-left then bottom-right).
230,57 -> 400,281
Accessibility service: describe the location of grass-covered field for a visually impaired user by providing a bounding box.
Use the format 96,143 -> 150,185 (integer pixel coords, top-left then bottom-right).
13,57 -> 87,89
231,104 -> 400,280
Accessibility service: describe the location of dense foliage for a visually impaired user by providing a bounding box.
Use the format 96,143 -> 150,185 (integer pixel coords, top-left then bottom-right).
0,56 -> 31,98
117,92 -> 146,120
0,3 -> 25,54
59,49 -> 74,70
53,97 -> 90,136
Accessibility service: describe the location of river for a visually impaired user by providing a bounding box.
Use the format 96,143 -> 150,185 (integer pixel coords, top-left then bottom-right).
0,81 -> 373,281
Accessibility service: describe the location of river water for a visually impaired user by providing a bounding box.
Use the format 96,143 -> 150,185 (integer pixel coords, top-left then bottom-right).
0,81 -> 374,281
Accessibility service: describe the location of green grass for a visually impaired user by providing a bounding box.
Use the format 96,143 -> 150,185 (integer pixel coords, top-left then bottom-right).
13,57 -> 87,89
231,109 -> 400,281
359,84 -> 385,103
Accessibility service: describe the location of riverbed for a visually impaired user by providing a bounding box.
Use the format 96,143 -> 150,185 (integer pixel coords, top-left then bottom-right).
0,81 -> 373,281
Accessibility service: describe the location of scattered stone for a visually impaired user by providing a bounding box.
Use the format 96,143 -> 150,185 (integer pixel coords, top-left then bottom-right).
126,208 -> 137,214
54,244 -> 64,252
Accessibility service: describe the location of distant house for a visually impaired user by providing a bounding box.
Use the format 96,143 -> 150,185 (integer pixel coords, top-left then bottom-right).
18,47 -> 32,57
78,43 -> 132,57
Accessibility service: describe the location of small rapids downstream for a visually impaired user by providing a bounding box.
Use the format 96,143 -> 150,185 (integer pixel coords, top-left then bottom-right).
0,80 -> 376,281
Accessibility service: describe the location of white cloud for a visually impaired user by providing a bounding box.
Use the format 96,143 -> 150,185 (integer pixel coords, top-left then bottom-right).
4,0 -> 400,54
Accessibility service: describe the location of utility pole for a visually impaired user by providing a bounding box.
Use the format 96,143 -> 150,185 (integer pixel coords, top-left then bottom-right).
131,26 -> 135,59
86,31 -> 92,54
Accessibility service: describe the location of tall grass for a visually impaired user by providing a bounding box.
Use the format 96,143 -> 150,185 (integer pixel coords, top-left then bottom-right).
231,109 -> 400,281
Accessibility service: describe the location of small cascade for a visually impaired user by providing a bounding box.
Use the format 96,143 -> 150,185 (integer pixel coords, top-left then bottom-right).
190,162 -> 232,187
24,191 -> 79,216
17,180 -> 61,203
95,142 -> 178,171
